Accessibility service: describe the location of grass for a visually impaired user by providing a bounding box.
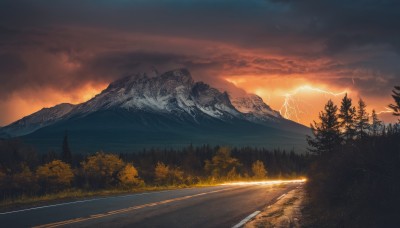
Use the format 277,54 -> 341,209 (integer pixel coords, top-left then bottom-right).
254,221 -> 274,228
283,196 -> 298,206
266,209 -> 284,218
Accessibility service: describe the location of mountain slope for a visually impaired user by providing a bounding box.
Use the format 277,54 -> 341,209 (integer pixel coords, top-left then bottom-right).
1,69 -> 309,153
0,103 -> 75,137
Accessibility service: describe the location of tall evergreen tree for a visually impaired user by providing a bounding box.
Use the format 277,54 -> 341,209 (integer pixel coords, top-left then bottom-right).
370,109 -> 382,136
338,94 -> 356,141
307,100 -> 341,155
61,132 -> 72,164
355,99 -> 370,139
389,86 -> 400,117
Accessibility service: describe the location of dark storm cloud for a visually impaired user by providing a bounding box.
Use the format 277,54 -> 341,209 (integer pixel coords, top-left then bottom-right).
0,23 -> 228,98
0,0 -> 312,56
0,53 -> 26,76
0,0 -> 400,125
1,0 -> 400,54
273,0 -> 400,54
83,50 -> 225,84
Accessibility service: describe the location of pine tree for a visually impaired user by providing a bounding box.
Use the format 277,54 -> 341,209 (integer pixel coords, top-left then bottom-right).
61,132 -> 72,164
338,94 -> 356,141
307,100 -> 342,156
389,86 -> 400,116
370,109 -> 382,136
355,99 -> 370,139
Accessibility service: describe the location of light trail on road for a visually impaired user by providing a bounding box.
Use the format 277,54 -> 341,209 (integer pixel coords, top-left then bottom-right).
220,179 -> 307,186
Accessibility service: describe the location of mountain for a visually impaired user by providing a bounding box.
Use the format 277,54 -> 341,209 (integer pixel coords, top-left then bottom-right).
68,69 -> 241,121
231,94 -> 281,122
0,69 -> 309,153
0,103 -> 75,138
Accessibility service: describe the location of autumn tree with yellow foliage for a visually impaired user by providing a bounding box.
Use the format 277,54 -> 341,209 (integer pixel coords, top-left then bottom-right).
204,147 -> 241,180
80,152 -> 143,188
251,160 -> 267,179
36,160 -> 74,192
118,163 -> 143,187
154,162 -> 184,185
81,152 -> 125,188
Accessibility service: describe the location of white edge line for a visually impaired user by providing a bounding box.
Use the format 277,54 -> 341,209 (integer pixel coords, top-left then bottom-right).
277,193 -> 286,200
0,186 -> 231,215
232,210 -> 261,228
0,189 -> 182,215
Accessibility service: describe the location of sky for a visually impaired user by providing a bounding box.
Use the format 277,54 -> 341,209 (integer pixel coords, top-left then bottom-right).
1,0 -> 399,126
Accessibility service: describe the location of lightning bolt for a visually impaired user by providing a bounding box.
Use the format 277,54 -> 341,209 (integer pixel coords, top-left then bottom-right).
279,85 -> 347,122
376,107 -> 393,115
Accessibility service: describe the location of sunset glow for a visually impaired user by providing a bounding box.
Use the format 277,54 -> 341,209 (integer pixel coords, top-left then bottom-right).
0,83 -> 107,126
1,77 -> 396,127
223,74 -> 396,125
279,85 -> 348,123
1,0 -> 399,127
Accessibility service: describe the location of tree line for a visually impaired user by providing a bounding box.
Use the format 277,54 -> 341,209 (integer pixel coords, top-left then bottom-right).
0,137 -> 308,199
304,86 -> 400,227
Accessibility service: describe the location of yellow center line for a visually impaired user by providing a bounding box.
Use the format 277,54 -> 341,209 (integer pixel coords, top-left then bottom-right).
34,187 -> 239,228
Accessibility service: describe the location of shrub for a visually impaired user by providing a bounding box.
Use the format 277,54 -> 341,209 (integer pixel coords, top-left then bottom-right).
36,160 -> 74,192
204,147 -> 241,180
154,162 -> 169,184
154,162 -> 184,185
251,160 -> 267,179
11,165 -> 38,195
81,152 -> 125,188
117,163 -> 143,187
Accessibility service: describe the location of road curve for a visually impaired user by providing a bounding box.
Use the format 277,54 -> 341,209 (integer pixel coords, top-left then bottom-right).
0,182 -> 302,228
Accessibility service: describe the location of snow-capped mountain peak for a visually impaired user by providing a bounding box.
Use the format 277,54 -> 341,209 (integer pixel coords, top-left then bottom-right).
230,94 -> 281,120
1,69 -> 286,138
71,68 -> 241,120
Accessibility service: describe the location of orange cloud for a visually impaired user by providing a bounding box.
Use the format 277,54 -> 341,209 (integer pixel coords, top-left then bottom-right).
223,74 -> 396,126
0,82 -> 107,126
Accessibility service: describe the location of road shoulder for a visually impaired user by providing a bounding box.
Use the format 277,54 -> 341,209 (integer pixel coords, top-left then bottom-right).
245,186 -> 304,228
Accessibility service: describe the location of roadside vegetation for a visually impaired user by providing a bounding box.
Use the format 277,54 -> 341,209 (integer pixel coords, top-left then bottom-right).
303,86 -> 400,227
245,187 -> 304,228
0,138 -> 308,209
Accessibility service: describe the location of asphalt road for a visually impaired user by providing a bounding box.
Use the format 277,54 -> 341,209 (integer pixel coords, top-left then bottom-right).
0,182 -> 302,228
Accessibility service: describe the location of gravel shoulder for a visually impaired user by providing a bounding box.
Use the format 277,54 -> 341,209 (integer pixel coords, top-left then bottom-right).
245,186 -> 304,228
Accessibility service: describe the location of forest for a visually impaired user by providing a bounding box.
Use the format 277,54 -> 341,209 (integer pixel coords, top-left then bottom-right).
0,138 -> 308,202
303,86 -> 400,227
